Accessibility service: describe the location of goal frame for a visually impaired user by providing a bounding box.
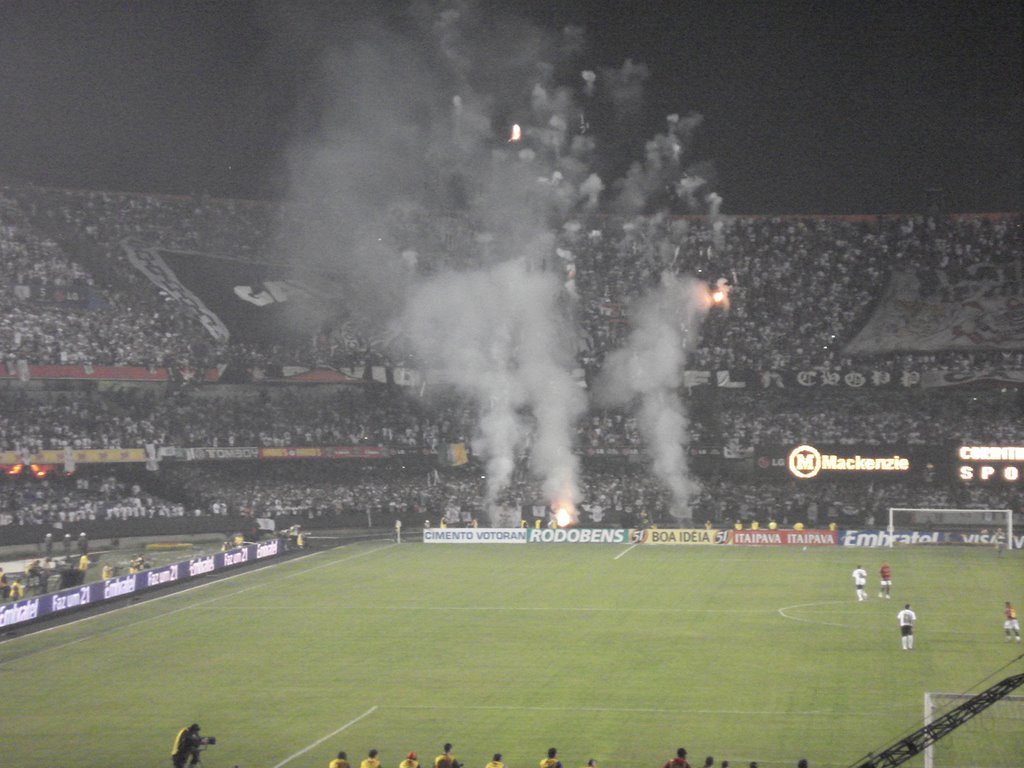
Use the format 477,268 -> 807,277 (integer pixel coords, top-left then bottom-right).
923,692 -> 1024,768
887,507 -> 1014,550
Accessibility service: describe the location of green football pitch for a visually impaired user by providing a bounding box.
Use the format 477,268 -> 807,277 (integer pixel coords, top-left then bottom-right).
2,542 -> 1021,768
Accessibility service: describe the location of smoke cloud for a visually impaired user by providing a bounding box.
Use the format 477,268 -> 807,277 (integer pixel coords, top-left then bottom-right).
595,273 -> 710,520
277,1 -> 720,516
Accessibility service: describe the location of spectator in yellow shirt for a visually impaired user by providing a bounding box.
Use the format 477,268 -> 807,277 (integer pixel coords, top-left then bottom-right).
434,743 -> 461,768
793,521 -> 805,530
360,749 -> 381,768
400,752 -> 419,768
540,747 -> 563,768
329,751 -> 351,768
485,755 -> 505,768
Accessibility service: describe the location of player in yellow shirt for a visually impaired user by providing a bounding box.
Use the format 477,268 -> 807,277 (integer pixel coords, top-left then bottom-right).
485,754 -> 505,768
434,743 -> 462,768
400,753 -> 419,768
330,751 -> 351,768
540,747 -> 563,768
361,749 -> 381,768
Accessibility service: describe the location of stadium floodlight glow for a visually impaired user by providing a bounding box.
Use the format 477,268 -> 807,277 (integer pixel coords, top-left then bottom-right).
887,507 -> 1014,550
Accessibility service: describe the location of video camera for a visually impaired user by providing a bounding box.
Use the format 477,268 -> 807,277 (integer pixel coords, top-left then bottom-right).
199,736 -> 217,747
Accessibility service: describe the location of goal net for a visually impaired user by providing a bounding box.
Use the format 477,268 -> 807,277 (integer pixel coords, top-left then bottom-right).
887,508 -> 1014,549
923,692 -> 1024,768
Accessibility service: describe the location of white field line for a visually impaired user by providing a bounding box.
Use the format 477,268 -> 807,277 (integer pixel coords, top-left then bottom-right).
613,542 -> 641,560
0,543 -> 396,659
777,600 -> 857,627
192,604 -> 761,613
385,703 -> 887,717
270,706 -> 378,768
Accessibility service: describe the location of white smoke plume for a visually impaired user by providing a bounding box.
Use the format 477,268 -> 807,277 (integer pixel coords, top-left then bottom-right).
595,272 -> 710,520
403,260 -> 586,509
276,1 -> 720,515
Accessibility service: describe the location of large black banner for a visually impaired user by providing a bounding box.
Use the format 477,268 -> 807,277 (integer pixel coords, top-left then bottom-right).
124,241 -> 349,345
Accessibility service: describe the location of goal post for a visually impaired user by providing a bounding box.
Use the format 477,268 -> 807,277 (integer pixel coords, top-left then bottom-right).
887,508 -> 1014,549
923,692 -> 1024,768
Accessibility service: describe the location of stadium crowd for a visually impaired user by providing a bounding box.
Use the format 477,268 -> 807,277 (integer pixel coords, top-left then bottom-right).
0,184 -> 1022,546
3,185 -> 1021,373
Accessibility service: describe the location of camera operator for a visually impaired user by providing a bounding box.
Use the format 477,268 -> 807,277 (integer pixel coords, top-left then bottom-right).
171,723 -> 211,768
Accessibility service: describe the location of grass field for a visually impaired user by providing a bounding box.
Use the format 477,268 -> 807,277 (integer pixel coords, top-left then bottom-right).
1,541 -> 1022,768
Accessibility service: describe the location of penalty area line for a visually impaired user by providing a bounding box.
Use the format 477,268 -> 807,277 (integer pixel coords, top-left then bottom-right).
271,705 -> 379,768
613,542 -> 641,560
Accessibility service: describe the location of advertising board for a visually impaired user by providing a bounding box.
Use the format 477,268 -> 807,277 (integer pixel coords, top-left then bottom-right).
725,529 -> 837,546
526,528 -> 631,544
422,528 -> 527,544
0,540 -> 283,630
635,529 -> 721,545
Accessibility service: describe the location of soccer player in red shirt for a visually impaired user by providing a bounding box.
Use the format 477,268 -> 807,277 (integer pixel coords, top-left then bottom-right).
879,562 -> 892,599
1005,602 -> 1021,642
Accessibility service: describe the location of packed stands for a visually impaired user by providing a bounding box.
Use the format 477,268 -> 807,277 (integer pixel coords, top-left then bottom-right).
1,183 -> 1022,555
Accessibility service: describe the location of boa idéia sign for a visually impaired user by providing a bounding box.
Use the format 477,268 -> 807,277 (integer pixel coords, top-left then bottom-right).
634,529 -> 721,545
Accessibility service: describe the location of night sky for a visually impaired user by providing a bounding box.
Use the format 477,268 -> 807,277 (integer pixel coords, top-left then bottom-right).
0,0 -> 1020,214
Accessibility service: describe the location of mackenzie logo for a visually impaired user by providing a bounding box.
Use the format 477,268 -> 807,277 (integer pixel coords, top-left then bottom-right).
788,444 -> 910,479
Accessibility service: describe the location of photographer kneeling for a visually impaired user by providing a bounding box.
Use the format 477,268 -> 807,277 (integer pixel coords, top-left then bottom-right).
172,723 -> 215,767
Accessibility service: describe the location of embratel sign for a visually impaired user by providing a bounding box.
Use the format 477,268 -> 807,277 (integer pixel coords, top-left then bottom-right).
786,444 -> 910,479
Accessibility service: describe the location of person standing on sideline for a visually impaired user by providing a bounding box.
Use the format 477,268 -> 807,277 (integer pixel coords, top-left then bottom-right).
361,749 -> 381,768
434,743 -> 462,768
540,747 -> 563,768
852,564 -> 868,601
897,603 -> 916,650
400,752 -> 419,768
663,748 -> 692,768
330,752 -> 351,768
879,562 -> 892,599
1005,602 -> 1021,642
486,754 -> 505,768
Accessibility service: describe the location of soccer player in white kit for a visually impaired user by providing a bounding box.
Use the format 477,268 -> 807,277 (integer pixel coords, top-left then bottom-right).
852,565 -> 867,601
897,603 -> 916,650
